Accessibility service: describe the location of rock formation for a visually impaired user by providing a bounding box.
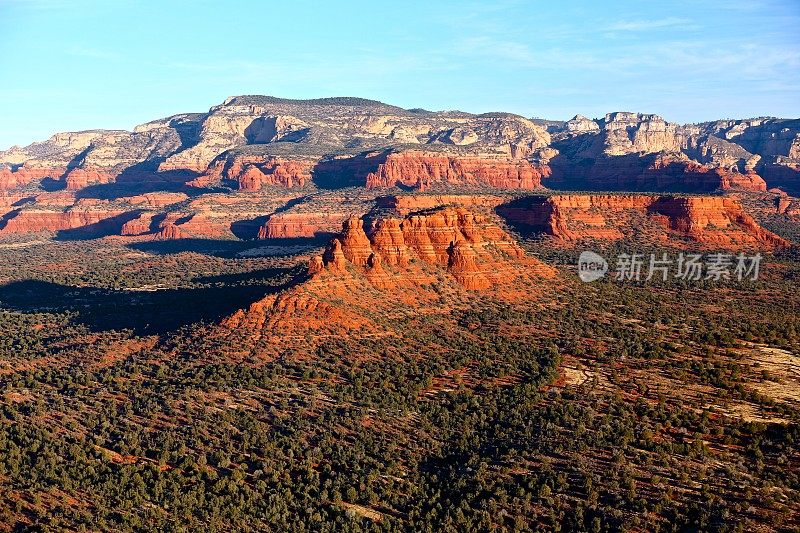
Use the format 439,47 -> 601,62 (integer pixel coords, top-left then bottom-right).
257,212 -> 349,239
546,113 -> 797,193
363,152 -> 549,191
0,114 -> 202,191
3,95 -> 795,200
193,151 -> 316,190
498,194 -> 791,249
309,208 -> 556,290
0,207 -> 131,235
1,96 -> 798,241
224,207 -> 556,341
772,190 -> 800,218
0,190 -> 289,240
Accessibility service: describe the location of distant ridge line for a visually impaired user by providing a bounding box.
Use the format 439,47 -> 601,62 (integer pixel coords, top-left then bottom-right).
222,95 -> 404,109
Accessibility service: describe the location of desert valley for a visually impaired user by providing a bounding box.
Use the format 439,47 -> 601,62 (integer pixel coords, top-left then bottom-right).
0,95 -> 799,531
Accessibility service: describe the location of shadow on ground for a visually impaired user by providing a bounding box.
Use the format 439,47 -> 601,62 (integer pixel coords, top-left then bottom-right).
0,267 -> 307,335
126,237 -> 329,258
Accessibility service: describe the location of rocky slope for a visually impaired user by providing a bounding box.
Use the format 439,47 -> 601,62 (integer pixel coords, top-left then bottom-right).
192,151 -> 317,190
498,194 -> 791,249
2,96 -> 798,199
1,95 -> 798,240
308,207 -> 555,289
0,190 -> 299,240
542,113 -> 792,192
224,207 -> 556,339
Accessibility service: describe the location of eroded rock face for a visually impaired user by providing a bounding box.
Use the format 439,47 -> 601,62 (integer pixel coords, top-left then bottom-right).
0,208 -> 131,235
0,166 -> 67,189
196,153 -> 316,190
155,223 -> 185,240
310,208 -> 555,289
257,212 -> 348,239
547,113 -> 796,193
770,190 -> 800,218
1,96 -> 798,200
566,115 -> 600,134
222,288 -> 377,341
498,194 -> 790,249
364,152 -> 550,191
0,115 -> 203,191
643,156 -> 767,192
600,112 -> 685,156
153,98 -> 552,182
119,213 -> 154,236
63,168 -> 118,190
0,190 -> 262,239
224,207 -> 555,342
157,108 -> 270,173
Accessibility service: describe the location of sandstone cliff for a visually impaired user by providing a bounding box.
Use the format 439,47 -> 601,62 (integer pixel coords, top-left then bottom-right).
0,207 -> 132,236
498,194 -> 790,249
0,190 -> 295,240
309,207 -> 555,290
1,97 -> 798,235
545,113 -> 796,193
192,151 -> 317,190
223,207 -> 555,341
257,213 -> 348,239
363,152 -> 549,191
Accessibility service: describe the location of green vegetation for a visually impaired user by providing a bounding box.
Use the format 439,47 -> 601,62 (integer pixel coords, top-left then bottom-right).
0,239 -> 798,531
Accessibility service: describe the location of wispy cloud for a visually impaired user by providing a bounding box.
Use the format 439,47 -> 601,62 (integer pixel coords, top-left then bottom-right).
450,30 -> 800,89
456,36 -> 538,64
608,17 -> 694,32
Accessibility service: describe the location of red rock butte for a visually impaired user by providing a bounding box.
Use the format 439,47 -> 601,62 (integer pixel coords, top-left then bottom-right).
363,152 -> 549,191
224,207 -> 556,340
498,194 -> 791,249
309,207 -> 555,289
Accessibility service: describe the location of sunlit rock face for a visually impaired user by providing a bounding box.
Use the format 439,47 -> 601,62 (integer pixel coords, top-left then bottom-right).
308,207 -> 555,290
497,194 -> 790,250
1,97 -> 798,240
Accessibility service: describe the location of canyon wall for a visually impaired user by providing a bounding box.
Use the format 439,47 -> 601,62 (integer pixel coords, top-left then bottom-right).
2,96 -> 797,198
363,152 -> 550,191
498,194 -> 790,249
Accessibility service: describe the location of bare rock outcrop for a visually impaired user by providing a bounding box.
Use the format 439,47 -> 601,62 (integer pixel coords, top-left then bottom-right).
599,112 -> 686,156
310,207 -> 555,289
257,212 -> 349,239
223,207 -> 555,342
1,96 -> 798,203
498,194 -> 790,249
0,207 -> 130,235
195,152 -> 316,190
364,151 -> 550,191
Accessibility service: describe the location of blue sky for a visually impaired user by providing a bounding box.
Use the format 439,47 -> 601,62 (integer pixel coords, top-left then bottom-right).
1,0 -> 799,148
